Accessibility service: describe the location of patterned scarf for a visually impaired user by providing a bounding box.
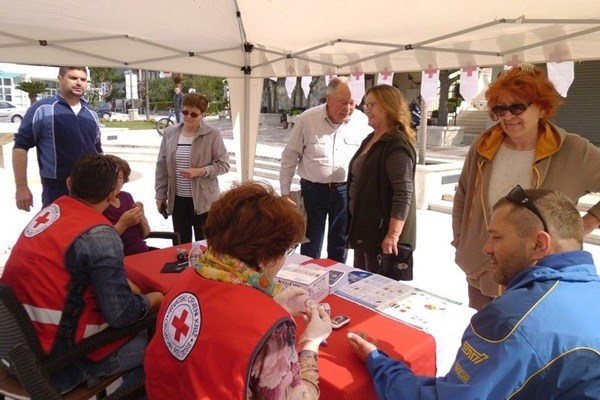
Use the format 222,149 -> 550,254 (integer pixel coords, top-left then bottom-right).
194,248 -> 283,298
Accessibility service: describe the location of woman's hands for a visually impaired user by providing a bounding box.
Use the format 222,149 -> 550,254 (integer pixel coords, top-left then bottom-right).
274,286 -> 313,316
178,167 -> 209,179
299,305 -> 332,352
114,204 -> 144,234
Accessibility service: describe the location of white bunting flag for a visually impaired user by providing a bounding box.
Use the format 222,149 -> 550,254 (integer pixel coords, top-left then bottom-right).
420,67 -> 439,106
285,77 -> 296,99
350,72 -> 365,104
459,66 -> 479,103
377,71 -> 394,86
324,74 -> 337,86
547,61 -> 574,97
269,76 -> 277,82
301,76 -> 312,99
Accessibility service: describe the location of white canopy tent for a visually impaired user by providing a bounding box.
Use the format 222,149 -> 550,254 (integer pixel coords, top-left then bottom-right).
1,0 -> 599,179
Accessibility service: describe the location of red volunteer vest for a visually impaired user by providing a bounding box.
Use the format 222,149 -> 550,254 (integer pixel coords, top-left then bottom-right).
1,196 -> 124,361
145,268 -> 293,400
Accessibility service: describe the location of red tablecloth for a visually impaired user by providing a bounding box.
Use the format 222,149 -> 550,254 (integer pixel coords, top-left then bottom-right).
125,247 -> 436,400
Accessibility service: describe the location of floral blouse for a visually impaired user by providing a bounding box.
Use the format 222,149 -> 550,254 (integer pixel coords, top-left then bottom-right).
194,250 -> 320,400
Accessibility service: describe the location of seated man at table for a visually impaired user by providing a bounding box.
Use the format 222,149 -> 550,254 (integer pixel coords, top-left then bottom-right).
347,187 -> 600,399
0,154 -> 164,394
144,182 -> 332,399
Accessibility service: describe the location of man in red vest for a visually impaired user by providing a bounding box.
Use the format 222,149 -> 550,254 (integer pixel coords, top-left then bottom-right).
1,154 -> 164,393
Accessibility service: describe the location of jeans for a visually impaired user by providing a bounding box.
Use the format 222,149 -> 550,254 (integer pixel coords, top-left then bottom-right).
175,111 -> 183,123
52,330 -> 148,394
299,179 -> 348,263
172,195 -> 208,244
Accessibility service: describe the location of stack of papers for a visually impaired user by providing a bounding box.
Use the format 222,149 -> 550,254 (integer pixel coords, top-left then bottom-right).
335,274 -> 464,333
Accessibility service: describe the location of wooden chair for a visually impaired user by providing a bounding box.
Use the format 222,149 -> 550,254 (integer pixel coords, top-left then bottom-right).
0,283 -> 155,400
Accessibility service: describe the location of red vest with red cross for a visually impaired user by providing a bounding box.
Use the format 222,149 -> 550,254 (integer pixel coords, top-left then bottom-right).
145,267 -> 293,399
1,196 -> 126,361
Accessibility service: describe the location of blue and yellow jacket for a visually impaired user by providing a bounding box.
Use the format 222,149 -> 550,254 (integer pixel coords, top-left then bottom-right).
366,250 -> 600,399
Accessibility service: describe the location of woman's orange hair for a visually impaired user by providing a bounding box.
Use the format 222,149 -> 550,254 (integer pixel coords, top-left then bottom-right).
485,65 -> 564,120
204,182 -> 305,268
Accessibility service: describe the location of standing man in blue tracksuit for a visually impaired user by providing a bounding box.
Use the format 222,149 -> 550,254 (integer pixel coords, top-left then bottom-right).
347,187 -> 600,399
13,66 -> 102,211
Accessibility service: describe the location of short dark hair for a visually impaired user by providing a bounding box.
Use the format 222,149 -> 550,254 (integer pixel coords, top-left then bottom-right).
58,66 -> 87,77
69,154 -> 118,204
183,93 -> 209,113
104,154 -> 132,183
203,182 -> 305,268
494,188 -> 584,250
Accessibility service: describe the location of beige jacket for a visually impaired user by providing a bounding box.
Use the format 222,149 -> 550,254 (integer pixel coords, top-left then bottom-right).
155,121 -> 230,215
452,121 -> 600,297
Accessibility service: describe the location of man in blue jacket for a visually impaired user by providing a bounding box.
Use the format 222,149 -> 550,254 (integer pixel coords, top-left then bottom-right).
13,66 -> 102,211
348,186 -> 600,399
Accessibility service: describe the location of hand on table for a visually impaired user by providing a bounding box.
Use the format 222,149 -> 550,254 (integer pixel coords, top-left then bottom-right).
347,331 -> 378,363
299,305 -> 332,352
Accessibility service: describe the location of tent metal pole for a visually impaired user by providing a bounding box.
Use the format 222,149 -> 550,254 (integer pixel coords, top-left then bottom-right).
418,98 -> 428,165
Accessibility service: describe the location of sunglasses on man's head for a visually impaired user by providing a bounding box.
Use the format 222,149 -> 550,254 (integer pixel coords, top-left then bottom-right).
505,185 -> 548,232
491,103 -> 530,117
182,110 -> 201,118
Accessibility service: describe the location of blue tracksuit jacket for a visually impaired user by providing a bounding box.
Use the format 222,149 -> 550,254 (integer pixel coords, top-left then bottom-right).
366,250 -> 600,399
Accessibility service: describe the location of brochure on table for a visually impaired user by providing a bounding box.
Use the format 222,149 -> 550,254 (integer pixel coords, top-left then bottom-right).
335,273 -> 467,334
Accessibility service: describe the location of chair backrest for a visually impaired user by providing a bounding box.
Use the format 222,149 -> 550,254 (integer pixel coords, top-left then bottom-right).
146,231 -> 181,246
0,283 -> 47,373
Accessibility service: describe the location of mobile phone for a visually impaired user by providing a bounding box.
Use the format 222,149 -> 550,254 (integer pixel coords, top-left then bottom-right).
331,315 -> 350,329
159,204 -> 168,219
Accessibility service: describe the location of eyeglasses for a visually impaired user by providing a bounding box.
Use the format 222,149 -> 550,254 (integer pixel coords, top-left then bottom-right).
182,110 -> 201,118
363,102 -> 377,111
505,185 -> 548,232
286,244 -> 298,256
491,103 -> 530,117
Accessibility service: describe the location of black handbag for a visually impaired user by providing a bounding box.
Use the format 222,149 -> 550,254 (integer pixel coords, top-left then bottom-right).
366,244 -> 413,281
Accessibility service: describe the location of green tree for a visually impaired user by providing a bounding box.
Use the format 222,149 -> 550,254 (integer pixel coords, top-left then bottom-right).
15,81 -> 47,105
436,69 -> 460,126
149,74 -> 226,113
89,67 -> 124,104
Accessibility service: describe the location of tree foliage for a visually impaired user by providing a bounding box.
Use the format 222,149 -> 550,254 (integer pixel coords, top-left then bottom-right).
149,74 -> 226,112
15,81 -> 47,105
89,67 -> 124,104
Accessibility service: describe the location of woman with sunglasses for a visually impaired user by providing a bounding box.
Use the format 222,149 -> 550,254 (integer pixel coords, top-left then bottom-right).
155,92 -> 230,244
452,64 -> 600,310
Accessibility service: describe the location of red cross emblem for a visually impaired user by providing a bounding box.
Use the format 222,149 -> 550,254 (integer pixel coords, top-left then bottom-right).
424,65 -> 437,79
462,65 -> 477,77
381,68 -> 392,79
171,309 -> 190,342
33,211 -> 51,228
